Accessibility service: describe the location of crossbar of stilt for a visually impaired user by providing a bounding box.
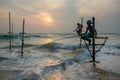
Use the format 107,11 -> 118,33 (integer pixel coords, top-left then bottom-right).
95,37 -> 108,39
89,44 -> 105,46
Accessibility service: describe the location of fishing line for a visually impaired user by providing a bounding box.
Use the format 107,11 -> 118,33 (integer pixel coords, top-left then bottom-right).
53,35 -> 78,42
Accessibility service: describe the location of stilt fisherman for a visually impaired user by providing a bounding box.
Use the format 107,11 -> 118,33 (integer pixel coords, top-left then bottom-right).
81,20 -> 97,45
74,23 -> 83,36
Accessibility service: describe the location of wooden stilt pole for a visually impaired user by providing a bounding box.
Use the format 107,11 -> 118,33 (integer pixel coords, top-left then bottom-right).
21,19 -> 25,56
80,36 -> 82,47
92,17 -> 95,62
12,23 -> 13,42
9,12 -> 12,51
80,17 -> 83,47
81,17 -> 83,25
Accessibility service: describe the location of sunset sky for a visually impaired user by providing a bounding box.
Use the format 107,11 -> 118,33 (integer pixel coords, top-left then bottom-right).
0,0 -> 120,33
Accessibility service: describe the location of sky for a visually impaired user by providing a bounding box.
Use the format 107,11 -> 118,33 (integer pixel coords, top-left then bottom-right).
0,0 -> 120,33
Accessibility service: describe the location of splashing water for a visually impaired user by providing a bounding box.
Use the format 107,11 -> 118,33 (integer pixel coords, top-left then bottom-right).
0,33 -> 120,80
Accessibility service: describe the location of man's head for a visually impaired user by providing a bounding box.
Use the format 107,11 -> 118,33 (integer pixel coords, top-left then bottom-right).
87,20 -> 92,25
77,23 -> 80,25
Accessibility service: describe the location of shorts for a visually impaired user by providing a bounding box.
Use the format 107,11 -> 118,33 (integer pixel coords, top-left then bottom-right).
82,32 -> 95,39
76,30 -> 82,36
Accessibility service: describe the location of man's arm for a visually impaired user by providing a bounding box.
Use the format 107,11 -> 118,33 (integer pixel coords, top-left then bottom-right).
73,26 -> 79,31
82,27 -> 88,35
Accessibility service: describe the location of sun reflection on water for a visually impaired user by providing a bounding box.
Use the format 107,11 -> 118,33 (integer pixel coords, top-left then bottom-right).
47,59 -> 62,66
45,39 -> 53,43
46,72 -> 67,80
41,38 -> 53,44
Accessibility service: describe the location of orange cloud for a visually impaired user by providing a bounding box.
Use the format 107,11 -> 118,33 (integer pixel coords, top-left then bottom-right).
35,12 -> 55,27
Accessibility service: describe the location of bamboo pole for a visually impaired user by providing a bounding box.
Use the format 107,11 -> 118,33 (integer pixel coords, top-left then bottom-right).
9,12 -> 12,51
92,17 -> 95,62
81,17 -> 83,24
21,19 -> 25,56
80,17 -> 83,47
12,23 -> 13,42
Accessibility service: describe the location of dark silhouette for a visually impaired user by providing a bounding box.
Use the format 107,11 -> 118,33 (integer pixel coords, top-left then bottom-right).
81,20 -> 97,45
74,23 -> 83,36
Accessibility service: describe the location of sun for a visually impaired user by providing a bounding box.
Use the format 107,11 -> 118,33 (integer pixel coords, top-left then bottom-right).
43,16 -> 54,26
35,12 -> 55,26
45,16 -> 52,22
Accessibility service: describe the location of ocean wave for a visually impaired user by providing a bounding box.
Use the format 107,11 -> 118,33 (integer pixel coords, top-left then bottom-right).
0,33 -> 76,41
35,42 -> 81,51
0,57 -> 10,61
0,34 -> 9,40
10,50 -> 89,80
24,34 -> 52,38
0,34 -> 52,40
97,40 -> 120,56
0,34 -> 20,40
1,44 -> 37,49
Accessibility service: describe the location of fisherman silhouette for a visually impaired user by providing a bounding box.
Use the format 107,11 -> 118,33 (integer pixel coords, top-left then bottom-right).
74,23 -> 83,36
81,20 -> 97,45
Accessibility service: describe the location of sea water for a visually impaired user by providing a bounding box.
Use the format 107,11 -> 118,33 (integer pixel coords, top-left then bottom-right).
0,33 -> 120,80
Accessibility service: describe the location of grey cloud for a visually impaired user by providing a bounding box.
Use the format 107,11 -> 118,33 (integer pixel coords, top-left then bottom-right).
0,0 -> 120,33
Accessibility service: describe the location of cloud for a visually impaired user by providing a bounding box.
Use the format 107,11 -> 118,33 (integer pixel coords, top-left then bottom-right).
0,0 -> 65,16
77,0 -> 120,16
0,0 -> 120,33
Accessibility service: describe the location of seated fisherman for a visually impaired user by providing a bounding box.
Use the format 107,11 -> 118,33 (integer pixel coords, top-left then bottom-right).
74,23 -> 83,36
81,20 -> 97,45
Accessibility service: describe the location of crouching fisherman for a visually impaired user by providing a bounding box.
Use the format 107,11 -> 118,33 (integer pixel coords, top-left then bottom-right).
74,23 -> 83,36
81,20 -> 97,45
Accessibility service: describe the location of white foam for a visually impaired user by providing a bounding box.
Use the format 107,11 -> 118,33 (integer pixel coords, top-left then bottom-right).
1,33 -> 120,80
55,43 -> 80,50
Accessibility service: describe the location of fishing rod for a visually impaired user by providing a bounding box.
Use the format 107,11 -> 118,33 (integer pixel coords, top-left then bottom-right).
53,35 -> 78,42
51,18 -> 84,43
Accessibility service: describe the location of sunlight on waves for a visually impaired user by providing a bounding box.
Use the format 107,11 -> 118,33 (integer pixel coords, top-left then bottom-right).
46,72 -> 67,80
43,39 -> 53,44
47,59 -> 62,66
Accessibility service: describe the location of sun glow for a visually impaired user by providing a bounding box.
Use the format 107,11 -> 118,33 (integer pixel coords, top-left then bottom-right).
43,16 -> 54,26
44,39 -> 53,43
36,12 -> 54,26
45,16 -> 52,22
40,38 -> 53,44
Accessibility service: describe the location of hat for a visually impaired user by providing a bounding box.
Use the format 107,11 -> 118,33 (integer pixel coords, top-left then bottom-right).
87,20 -> 92,25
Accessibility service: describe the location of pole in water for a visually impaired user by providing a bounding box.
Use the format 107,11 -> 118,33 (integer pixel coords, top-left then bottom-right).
80,17 -> 83,47
92,17 -> 95,62
21,19 -> 25,56
81,17 -> 83,24
12,23 -> 13,42
9,12 -> 12,51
